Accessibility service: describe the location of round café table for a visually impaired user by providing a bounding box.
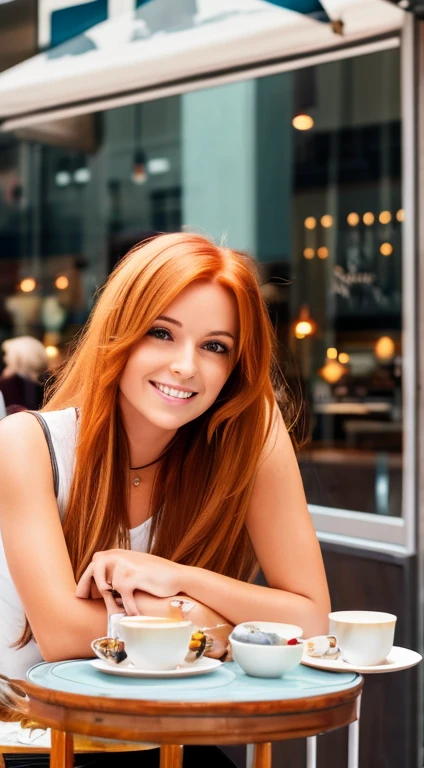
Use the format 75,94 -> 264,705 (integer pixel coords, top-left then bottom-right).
18,659 -> 363,768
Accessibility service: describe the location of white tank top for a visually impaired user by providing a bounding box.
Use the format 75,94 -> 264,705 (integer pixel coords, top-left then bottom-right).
0,408 -> 152,748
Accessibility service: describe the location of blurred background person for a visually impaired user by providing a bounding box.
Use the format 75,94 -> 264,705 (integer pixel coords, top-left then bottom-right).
0,336 -> 48,412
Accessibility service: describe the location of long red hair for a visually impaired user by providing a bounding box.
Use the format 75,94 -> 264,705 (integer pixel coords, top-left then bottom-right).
18,233 -> 283,645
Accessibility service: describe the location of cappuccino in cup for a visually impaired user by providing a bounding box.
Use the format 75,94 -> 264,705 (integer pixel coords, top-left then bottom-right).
119,616 -> 194,670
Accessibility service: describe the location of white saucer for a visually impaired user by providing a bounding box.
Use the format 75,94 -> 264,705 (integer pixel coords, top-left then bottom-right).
301,645 -> 422,674
91,657 -> 222,679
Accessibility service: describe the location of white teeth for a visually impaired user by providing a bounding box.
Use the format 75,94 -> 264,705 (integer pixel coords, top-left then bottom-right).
155,383 -> 194,399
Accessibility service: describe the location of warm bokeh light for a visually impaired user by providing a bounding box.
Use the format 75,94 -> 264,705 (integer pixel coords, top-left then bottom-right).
303,247 -> 315,259
380,242 -> 393,256
295,320 -> 313,337
338,352 -> 350,364
379,210 -> 392,224
304,216 -> 317,230
294,307 -> 316,339
45,345 -> 59,359
363,212 -> 375,226
292,114 -> 314,131
347,212 -> 360,227
319,360 -> 345,384
375,336 -> 395,361
55,275 -> 69,290
396,209 -> 404,222
327,347 -> 338,359
321,215 -> 333,228
20,278 -> 36,293
317,246 -> 329,259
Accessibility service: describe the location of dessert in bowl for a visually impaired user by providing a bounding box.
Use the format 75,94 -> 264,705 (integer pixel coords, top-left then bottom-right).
230,621 -> 303,678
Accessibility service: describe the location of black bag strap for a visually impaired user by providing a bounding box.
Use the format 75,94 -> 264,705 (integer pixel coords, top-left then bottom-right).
27,412 -> 59,498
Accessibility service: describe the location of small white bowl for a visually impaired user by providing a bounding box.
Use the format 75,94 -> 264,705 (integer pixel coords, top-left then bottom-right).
230,621 -> 303,678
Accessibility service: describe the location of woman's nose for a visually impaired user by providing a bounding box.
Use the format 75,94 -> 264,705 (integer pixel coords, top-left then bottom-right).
169,347 -> 197,378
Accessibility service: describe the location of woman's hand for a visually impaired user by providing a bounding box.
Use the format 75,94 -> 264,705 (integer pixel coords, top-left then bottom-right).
76,550 -> 185,616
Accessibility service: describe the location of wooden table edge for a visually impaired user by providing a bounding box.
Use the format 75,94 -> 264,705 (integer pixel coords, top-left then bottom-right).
17,676 -> 363,717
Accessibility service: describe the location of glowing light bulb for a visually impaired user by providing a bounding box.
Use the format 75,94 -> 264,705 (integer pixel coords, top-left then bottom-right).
375,336 -> 395,360
338,352 -> 350,364
379,210 -> 392,224
55,275 -> 69,290
20,278 -> 36,293
347,212 -> 360,227
321,215 -> 333,228
317,246 -> 329,259
295,320 -> 313,336
292,114 -> 314,131
327,347 -> 338,359
363,212 -> 375,226
380,242 -> 393,256
304,217 -> 317,230
396,209 -> 404,222
45,345 -> 59,359
319,360 -> 345,384
303,247 -> 315,259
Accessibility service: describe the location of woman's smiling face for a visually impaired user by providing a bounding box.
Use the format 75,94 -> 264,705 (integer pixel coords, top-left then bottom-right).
119,280 -> 238,433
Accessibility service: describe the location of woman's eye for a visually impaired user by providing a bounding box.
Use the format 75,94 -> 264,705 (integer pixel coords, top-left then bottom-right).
203,341 -> 228,354
147,327 -> 172,341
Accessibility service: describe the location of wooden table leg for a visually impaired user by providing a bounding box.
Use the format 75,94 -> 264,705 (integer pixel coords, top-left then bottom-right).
252,742 -> 272,768
50,730 -> 73,768
159,744 -> 183,768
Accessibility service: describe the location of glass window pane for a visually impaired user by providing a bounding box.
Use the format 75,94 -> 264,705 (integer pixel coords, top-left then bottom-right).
0,47 -> 402,518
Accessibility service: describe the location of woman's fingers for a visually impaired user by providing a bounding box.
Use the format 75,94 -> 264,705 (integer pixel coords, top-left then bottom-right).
76,556 -> 115,599
108,570 -> 140,616
102,589 -> 123,617
75,563 -> 94,598
91,558 -> 115,595
76,553 -> 142,616
120,590 -> 139,617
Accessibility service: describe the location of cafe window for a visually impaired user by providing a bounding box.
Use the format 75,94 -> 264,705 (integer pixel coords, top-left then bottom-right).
0,42 -> 408,548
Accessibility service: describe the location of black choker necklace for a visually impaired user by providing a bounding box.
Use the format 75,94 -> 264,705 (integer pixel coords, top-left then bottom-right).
130,456 -> 162,487
130,456 -> 162,472
129,435 -> 178,487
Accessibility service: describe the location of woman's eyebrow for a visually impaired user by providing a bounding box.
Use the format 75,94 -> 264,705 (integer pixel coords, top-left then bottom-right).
205,330 -> 235,340
156,315 -> 235,340
157,315 -> 182,327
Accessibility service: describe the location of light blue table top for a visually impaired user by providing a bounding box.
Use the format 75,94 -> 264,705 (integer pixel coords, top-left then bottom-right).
27,660 -> 361,703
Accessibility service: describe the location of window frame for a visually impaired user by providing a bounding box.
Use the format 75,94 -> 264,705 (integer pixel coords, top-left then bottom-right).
309,17 -> 417,556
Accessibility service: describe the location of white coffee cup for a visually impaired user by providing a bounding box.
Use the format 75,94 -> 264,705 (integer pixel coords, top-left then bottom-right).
329,610 -> 397,666
119,615 -> 194,671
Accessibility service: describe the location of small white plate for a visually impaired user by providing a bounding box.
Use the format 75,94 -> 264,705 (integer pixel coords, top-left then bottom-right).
91,657 -> 222,679
301,645 -> 422,674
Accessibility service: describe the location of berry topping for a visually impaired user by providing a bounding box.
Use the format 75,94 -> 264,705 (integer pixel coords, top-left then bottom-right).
287,638 -> 300,645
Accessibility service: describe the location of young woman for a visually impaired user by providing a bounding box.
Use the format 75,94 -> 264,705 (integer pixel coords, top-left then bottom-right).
0,232 -> 330,766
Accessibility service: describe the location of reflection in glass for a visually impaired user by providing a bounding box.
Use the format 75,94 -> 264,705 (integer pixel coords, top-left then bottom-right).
0,48 -> 402,517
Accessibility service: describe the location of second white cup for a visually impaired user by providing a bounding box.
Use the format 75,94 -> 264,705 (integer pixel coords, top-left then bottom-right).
329,610 -> 397,666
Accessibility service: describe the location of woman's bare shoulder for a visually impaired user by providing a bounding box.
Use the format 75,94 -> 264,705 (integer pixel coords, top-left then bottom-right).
0,412 -> 52,483
0,410 -> 46,445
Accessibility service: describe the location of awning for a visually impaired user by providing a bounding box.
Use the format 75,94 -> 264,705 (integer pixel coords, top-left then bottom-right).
0,0 -> 404,132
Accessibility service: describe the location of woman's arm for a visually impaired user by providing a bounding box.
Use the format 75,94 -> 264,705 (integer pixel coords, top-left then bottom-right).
0,413 -> 108,661
78,409 -> 330,639
0,414 -> 228,662
181,408 -> 331,637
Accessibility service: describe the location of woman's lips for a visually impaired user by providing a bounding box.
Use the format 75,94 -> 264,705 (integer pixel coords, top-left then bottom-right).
150,381 -> 198,405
